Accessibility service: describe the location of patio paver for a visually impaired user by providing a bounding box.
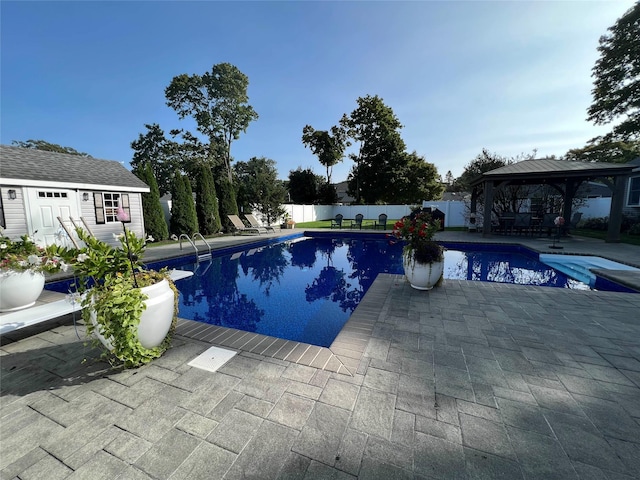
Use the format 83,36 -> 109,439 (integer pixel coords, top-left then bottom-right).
2,231 -> 640,479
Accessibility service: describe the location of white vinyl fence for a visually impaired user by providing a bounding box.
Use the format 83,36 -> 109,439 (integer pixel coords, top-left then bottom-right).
282,198 -> 613,228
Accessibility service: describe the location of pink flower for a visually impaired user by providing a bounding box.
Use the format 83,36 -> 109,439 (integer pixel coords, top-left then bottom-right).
116,206 -> 129,222
554,216 -> 565,226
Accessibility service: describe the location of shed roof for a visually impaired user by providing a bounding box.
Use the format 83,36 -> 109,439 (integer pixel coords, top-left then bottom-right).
470,158 -> 635,187
0,145 -> 149,192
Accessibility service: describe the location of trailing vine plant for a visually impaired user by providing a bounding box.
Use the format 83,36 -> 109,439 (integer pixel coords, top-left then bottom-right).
67,214 -> 178,368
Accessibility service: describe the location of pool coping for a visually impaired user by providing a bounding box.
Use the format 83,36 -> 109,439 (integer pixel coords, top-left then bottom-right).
174,273 -> 401,375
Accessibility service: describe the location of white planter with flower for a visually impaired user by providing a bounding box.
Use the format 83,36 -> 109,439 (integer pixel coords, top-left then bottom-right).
61,207 -> 179,368
391,211 -> 445,291
0,232 -> 69,312
0,270 -> 46,312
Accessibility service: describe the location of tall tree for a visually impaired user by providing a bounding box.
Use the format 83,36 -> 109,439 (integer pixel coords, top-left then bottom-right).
288,167 -> 319,203
340,95 -> 407,203
234,157 -> 286,226
317,182 -> 338,204
195,164 -> 222,235
457,149 -> 534,216
165,63 -> 259,183
392,152 -> 443,203
12,139 -> 90,157
455,148 -> 512,192
169,172 -> 198,236
216,176 -> 238,233
134,162 -> 169,241
445,170 -> 454,186
587,3 -> 640,142
130,124 -> 181,196
301,125 -> 348,183
565,140 -> 640,164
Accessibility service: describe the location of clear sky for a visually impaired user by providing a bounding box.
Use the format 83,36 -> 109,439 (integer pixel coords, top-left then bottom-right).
1,1 -> 635,183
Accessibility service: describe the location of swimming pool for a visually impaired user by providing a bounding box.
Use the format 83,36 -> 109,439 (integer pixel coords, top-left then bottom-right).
45,234 -> 636,347
151,235 -> 630,347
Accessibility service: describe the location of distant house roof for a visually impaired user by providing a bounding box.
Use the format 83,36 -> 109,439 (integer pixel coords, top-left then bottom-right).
0,145 -> 149,192
334,180 -> 355,204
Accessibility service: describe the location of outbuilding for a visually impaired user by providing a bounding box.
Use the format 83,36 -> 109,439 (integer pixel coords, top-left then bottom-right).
0,145 -> 149,246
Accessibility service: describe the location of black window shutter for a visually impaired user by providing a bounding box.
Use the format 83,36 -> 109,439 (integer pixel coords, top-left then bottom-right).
120,194 -> 131,223
93,193 -> 105,224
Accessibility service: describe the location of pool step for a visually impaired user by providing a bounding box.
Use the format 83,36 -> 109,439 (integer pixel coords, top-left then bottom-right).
538,254 -> 640,288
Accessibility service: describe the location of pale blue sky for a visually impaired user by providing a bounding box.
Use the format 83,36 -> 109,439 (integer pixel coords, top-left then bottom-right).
1,1 -> 634,182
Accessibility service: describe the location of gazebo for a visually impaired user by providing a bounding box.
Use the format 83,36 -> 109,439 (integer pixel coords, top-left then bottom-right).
469,158 -> 635,243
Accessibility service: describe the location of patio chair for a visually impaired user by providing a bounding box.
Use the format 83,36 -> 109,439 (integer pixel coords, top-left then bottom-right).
245,213 -> 276,233
331,214 -> 343,229
373,213 -> 387,230
227,215 -> 261,235
538,213 -> 558,237
513,213 -> 532,235
349,213 -> 364,230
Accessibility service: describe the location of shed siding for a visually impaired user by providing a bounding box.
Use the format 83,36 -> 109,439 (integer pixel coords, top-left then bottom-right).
1,187 -> 29,238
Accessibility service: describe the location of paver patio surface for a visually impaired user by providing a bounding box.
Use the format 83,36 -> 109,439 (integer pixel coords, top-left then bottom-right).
2,231 -> 640,479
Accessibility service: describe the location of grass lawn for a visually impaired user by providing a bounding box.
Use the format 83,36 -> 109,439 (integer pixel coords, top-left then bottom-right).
573,229 -> 640,246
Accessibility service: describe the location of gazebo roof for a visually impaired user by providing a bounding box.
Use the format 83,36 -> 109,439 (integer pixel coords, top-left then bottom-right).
470,158 -> 635,187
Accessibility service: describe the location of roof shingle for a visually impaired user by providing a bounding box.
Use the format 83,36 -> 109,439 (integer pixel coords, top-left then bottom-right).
0,145 -> 149,191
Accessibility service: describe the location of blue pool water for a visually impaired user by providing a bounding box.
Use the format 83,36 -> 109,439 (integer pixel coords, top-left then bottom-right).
149,235 -> 621,347
46,234 -> 636,347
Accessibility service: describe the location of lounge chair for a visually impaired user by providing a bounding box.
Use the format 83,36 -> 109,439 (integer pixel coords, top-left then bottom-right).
349,213 -> 364,229
373,214 -> 387,230
228,215 -> 260,235
245,213 -> 276,233
331,214 -> 343,229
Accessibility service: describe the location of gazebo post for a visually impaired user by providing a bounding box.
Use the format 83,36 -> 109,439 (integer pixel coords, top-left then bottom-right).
482,180 -> 494,237
606,174 -> 628,243
562,179 -> 577,235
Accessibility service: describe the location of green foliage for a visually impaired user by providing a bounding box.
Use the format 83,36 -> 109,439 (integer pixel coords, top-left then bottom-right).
195,164 -> 222,235
0,233 -> 70,273
457,149 -> 539,217
340,95 -> 413,204
234,157 -> 286,225
301,124 -> 348,183
216,174 -> 239,232
11,139 -> 90,157
135,162 -> 169,241
392,151 -> 443,203
165,63 -> 259,183
64,228 -> 179,368
456,148 -> 514,191
564,140 -> 640,164
288,167 -> 319,203
170,172 -> 199,236
587,3 -> 640,142
317,182 -> 338,204
131,124 -> 182,196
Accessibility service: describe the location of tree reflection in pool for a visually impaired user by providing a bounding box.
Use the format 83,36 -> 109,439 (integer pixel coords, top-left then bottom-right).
172,237 -> 592,347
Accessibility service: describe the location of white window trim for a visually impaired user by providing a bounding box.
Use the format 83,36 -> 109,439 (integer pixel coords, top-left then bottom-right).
627,175 -> 640,207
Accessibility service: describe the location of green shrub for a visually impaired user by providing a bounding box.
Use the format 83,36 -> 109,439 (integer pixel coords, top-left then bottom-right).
136,162 -> 169,241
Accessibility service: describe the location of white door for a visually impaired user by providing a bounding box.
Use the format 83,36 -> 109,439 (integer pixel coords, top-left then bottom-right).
27,188 -> 80,247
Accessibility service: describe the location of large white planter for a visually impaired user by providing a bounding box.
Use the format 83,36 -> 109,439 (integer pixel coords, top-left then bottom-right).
403,255 -> 444,291
0,270 -> 45,312
91,279 -> 175,350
